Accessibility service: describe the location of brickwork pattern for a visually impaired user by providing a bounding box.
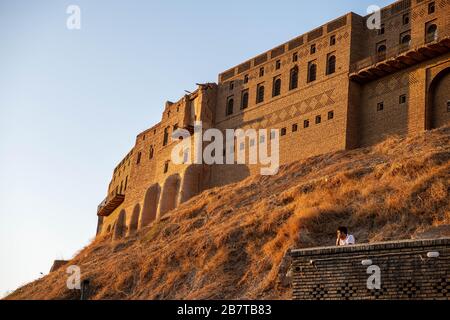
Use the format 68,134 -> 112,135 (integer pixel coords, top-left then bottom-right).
291,238 -> 450,300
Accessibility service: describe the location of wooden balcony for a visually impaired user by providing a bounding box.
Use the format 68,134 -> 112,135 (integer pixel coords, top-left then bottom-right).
97,193 -> 125,217
350,29 -> 450,83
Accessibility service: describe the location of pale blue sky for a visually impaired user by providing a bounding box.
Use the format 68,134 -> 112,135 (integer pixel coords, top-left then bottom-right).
0,0 -> 392,296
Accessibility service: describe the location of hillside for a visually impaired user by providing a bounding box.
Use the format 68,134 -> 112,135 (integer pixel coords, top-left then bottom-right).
7,125 -> 450,300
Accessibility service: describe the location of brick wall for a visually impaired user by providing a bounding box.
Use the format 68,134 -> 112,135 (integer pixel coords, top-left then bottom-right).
291,238 -> 450,300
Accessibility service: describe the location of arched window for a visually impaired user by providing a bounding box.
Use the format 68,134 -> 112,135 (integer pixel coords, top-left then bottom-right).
256,84 -> 265,104
272,77 -> 281,97
226,98 -> 234,116
426,24 -> 437,42
401,34 -> 411,45
289,66 -> 299,90
241,90 -> 249,109
308,62 -> 317,83
377,45 -> 387,61
326,55 -> 336,75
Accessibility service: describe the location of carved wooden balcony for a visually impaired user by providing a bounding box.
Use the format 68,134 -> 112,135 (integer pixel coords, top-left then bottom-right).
350,28 -> 450,83
97,193 -> 125,217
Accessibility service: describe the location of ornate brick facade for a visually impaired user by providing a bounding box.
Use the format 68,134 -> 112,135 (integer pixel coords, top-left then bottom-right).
97,0 -> 450,237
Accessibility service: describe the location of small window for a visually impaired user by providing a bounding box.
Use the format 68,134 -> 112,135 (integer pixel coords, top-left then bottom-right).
315,115 -> 322,124
377,102 -> 384,112
149,145 -> 154,159
446,101 -> 450,112
399,94 -> 407,104
304,120 -> 310,128
281,128 -> 287,136
136,152 -> 142,164
330,35 -> 336,46
326,54 -> 336,75
428,2 -> 435,14
292,123 -> 298,132
310,44 -> 316,54
308,62 -> 317,83
226,97 -> 234,116
328,111 -> 334,120
401,33 -> 411,45
241,90 -> 249,109
260,135 -> 266,144
270,131 -> 276,140
275,60 -> 281,70
292,52 -> 298,62
378,24 -> 385,35
256,84 -> 265,104
244,74 -> 249,84
259,67 -> 265,77
163,127 -> 169,146
229,81 -> 234,90
402,13 -> 410,25
289,66 -> 299,90
272,77 -> 281,97
164,161 -> 169,173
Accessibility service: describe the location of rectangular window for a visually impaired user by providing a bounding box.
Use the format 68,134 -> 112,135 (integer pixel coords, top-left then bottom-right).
304,119 -> 310,128
292,123 -> 298,132
229,81 -> 234,90
447,101 -> 450,112
310,44 -> 316,54
281,128 -> 287,136
259,67 -> 265,77
377,102 -> 384,112
399,94 -> 407,104
428,2 -> 435,14
256,83 -> 265,104
328,111 -> 334,120
315,115 -> 322,124
293,52 -> 298,62
275,60 -> 281,70
330,35 -> 336,46
378,24 -> 385,35
244,74 -> 249,84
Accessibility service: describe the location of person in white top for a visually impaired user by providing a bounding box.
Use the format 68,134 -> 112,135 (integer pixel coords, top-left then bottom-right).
336,226 -> 355,246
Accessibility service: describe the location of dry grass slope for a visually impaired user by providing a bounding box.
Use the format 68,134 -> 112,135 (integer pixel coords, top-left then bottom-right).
7,125 -> 450,300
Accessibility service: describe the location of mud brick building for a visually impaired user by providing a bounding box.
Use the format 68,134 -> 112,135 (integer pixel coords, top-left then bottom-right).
96,0 -> 450,238
291,238 -> 450,300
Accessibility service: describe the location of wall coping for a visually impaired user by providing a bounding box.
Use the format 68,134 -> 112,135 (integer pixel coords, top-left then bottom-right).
290,238 -> 450,258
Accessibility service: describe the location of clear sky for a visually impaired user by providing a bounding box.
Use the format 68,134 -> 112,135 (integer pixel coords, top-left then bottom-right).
0,0 -> 393,297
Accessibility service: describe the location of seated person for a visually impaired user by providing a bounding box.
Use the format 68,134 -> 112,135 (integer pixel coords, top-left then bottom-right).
336,226 -> 355,246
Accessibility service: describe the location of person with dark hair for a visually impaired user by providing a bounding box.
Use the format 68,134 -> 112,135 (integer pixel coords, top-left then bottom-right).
336,226 -> 355,246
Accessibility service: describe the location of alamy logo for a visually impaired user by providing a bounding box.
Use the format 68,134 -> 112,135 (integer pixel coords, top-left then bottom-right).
366,5 -> 381,30
171,121 -> 280,175
66,5 -> 81,30
66,265 -> 81,289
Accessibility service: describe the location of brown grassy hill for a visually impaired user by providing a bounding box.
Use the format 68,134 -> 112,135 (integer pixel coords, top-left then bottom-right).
7,125 -> 450,300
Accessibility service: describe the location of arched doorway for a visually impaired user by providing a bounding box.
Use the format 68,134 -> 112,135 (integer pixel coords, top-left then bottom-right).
427,67 -> 450,130
141,184 -> 160,227
113,210 -> 126,240
128,204 -> 141,235
158,174 -> 181,217
180,165 -> 202,204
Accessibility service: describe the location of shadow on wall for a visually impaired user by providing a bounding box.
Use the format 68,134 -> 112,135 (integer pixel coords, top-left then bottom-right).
427,67 -> 450,130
